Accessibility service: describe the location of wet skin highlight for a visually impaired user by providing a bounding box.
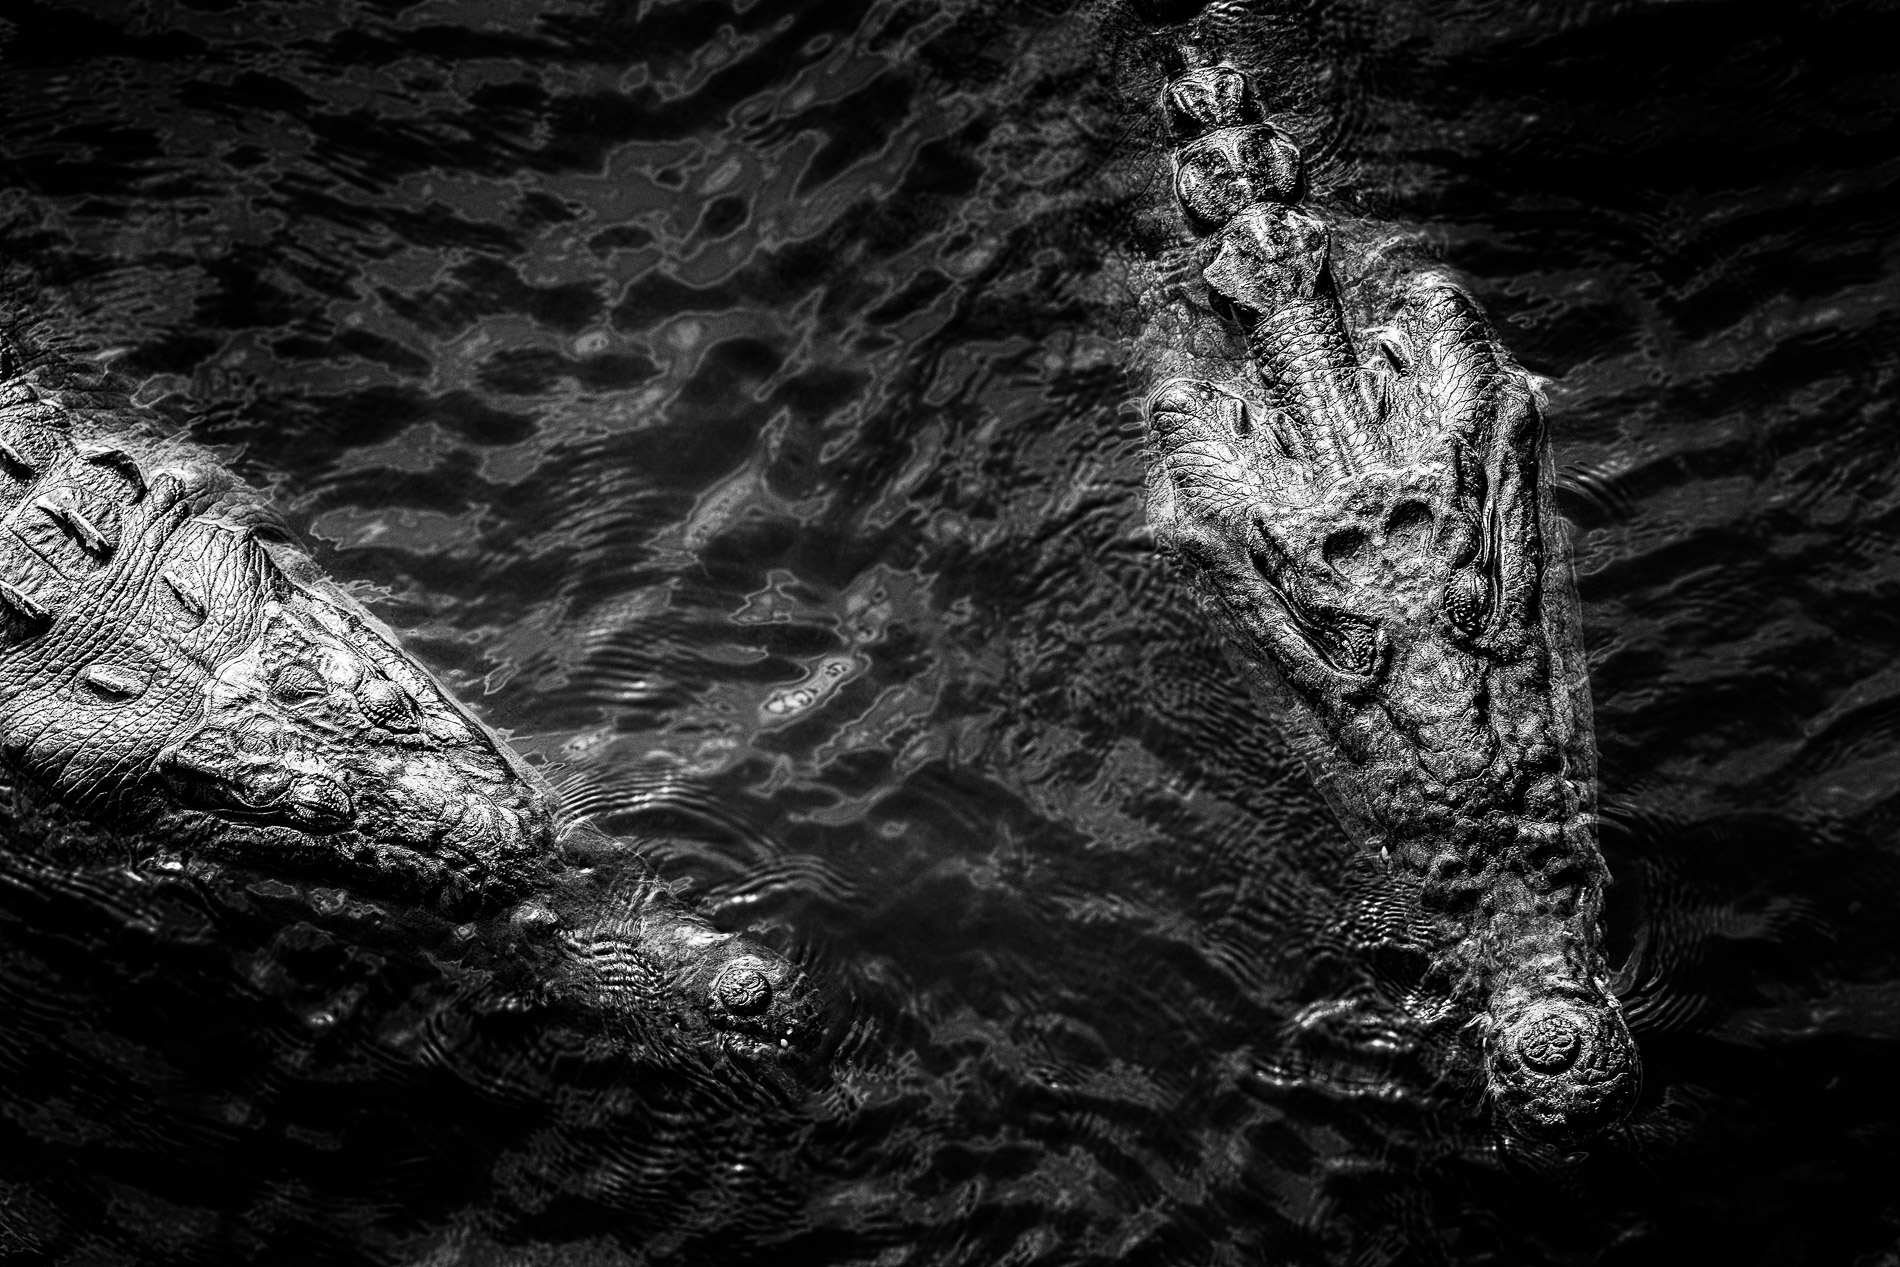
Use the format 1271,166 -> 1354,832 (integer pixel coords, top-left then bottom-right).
1134,55 -> 1638,1141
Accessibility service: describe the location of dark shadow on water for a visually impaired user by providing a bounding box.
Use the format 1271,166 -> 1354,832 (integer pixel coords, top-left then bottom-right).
0,0 -> 1898,1262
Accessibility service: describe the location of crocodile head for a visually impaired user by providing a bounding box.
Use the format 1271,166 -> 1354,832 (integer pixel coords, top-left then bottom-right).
1141,63 -> 1638,1140
0,357 -> 819,1065
1149,362 -> 1637,1139
0,415 -> 551,910
146,547 -> 552,909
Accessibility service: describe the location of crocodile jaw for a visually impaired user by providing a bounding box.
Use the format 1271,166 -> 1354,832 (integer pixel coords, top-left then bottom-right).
1138,61 -> 1637,1140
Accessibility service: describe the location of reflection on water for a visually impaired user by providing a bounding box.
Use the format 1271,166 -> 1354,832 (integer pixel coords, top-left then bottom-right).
1,0 -> 1898,1262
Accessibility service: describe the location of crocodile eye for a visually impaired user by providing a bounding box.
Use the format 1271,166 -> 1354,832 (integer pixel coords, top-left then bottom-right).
1445,569 -> 1492,636
284,775 -> 352,834
1273,571 -> 1379,678
358,676 -> 419,732
1328,617 -> 1379,675
274,663 -> 328,703
234,719 -> 281,760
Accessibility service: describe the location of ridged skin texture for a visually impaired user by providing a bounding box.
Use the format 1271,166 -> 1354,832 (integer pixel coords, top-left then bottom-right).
0,329 -> 815,1065
1141,65 -> 1637,1140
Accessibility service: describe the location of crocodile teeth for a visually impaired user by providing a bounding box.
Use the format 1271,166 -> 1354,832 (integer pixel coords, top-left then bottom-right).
0,580 -> 51,627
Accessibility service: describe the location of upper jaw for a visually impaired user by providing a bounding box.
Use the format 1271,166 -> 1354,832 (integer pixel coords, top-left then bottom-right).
1138,53 -> 1633,1139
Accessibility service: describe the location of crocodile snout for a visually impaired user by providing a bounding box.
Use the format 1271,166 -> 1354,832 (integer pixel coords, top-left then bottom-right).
1486,993 -> 1639,1142
544,854 -> 820,1064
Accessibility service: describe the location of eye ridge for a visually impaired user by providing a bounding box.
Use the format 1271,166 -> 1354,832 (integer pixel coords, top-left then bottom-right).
1443,451 -> 1506,642
1445,567 -> 1492,637
1247,514 -> 1379,679
273,662 -> 329,703
1257,562 -> 1379,677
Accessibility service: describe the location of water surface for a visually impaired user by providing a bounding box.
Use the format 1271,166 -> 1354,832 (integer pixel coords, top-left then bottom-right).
1,1 -> 1898,1262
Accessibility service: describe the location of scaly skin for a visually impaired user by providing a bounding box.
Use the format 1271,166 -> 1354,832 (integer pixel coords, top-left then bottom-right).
0,323 -> 815,1067
1137,60 -> 1638,1139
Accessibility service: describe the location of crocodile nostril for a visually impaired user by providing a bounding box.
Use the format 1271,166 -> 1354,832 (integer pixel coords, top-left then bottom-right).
1488,997 -> 1639,1140
713,963 -> 773,1016
1517,1011 -> 1582,1072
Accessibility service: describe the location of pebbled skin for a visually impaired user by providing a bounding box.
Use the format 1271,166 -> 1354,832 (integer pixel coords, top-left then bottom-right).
0,328 -> 816,1067
1137,61 -> 1637,1140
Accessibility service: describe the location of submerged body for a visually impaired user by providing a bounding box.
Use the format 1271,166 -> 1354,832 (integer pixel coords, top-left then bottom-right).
1133,49 -> 1638,1139
0,318 -> 814,1067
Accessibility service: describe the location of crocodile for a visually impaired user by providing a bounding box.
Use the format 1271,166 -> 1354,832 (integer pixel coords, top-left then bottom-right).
0,313 -> 816,1067
1129,36 -> 1639,1140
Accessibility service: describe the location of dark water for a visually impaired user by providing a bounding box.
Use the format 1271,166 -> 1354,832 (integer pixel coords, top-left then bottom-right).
1,0 -> 1898,1262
